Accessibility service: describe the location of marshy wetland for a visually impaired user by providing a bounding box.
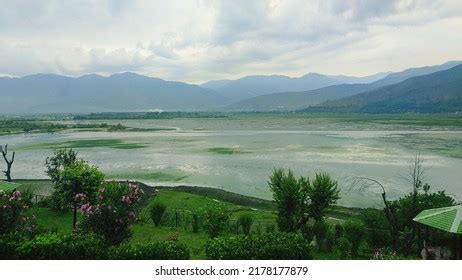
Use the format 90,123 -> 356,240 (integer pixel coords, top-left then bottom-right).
2,114 -> 462,208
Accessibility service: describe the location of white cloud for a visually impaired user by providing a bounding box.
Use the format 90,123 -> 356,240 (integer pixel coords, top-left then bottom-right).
0,0 -> 461,83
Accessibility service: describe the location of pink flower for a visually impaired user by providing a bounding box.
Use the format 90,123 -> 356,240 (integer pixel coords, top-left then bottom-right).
128,211 -> 136,219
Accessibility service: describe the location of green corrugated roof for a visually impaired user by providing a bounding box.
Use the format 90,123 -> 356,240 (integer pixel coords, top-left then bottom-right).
0,181 -> 21,191
414,205 -> 462,234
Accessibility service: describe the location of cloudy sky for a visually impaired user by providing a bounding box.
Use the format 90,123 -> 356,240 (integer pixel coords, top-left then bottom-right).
1,0 -> 461,83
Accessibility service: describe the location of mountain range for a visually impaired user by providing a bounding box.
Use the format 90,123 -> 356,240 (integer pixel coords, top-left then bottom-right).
307,64 -> 462,113
226,61 -> 461,111
200,72 -> 389,102
0,61 -> 461,114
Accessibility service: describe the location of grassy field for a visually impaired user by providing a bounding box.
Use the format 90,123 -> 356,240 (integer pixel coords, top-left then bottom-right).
15,179 -> 363,259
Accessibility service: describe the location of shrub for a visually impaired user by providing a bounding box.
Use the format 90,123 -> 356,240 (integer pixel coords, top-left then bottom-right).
325,226 -> 336,253
0,232 -> 26,259
202,204 -> 230,238
0,189 -> 36,235
80,181 -> 144,245
109,242 -> 190,260
238,213 -> 253,235
149,201 -> 166,226
205,233 -> 312,260
312,219 -> 329,250
344,220 -> 366,257
336,237 -> 352,259
15,232 -> 107,260
362,208 -> 390,249
191,211 -> 200,233
265,223 -> 276,234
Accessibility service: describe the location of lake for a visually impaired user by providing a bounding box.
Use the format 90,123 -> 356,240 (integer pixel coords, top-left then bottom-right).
2,115 -> 462,208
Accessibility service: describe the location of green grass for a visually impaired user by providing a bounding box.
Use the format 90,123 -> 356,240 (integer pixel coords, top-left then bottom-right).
26,139 -> 147,150
143,189 -> 276,221
207,147 -> 250,155
107,171 -> 189,182
27,207 -> 74,234
130,225 -> 209,259
16,179 -> 365,259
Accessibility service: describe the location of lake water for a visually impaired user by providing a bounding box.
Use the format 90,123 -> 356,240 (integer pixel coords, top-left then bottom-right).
2,116 -> 462,208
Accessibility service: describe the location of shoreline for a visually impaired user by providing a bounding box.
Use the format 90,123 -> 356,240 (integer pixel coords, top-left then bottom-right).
9,178 -> 364,219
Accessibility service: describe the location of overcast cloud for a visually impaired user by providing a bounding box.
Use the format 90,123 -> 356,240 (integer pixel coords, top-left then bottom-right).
0,0 -> 461,83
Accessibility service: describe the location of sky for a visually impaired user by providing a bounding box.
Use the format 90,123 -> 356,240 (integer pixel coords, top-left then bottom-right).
0,0 -> 461,84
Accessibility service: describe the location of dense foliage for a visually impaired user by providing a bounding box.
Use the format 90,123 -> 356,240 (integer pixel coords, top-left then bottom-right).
269,169 -> 339,232
343,220 -> 366,257
1,232 -> 189,260
202,203 -> 230,238
149,201 -> 167,227
15,232 -> 106,260
80,181 -> 144,245
0,189 -> 35,235
238,213 -> 253,235
109,242 -> 190,260
45,148 -> 78,183
205,233 -> 312,260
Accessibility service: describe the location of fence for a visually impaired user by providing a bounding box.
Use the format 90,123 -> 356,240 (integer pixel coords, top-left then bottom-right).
142,208 -> 277,235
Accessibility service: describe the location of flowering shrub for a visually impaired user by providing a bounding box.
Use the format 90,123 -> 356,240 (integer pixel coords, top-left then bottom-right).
109,242 -> 190,260
80,181 -> 144,245
371,248 -> 418,260
0,189 -> 36,235
205,233 -> 312,260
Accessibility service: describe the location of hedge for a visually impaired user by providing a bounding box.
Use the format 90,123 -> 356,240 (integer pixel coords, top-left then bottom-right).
205,233 -> 312,260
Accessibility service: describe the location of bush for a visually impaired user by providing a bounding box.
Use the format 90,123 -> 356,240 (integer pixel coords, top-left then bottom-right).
0,189 -> 36,235
238,213 -> 253,235
149,201 -> 166,226
336,237 -> 352,259
344,220 -> 366,257
202,204 -> 230,238
312,219 -> 329,250
80,181 -> 144,245
15,232 -> 107,260
0,232 -> 26,259
325,227 -> 336,253
205,233 -> 312,260
191,211 -> 200,233
109,242 -> 190,260
362,208 -> 390,249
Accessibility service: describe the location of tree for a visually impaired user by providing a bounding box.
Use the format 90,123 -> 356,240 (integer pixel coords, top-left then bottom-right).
1,144 -> 15,182
307,173 -> 340,221
55,160 -> 105,229
45,148 -> 78,183
269,169 -> 340,232
269,169 -> 306,232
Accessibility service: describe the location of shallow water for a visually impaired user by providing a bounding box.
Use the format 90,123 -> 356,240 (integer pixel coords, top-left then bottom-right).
2,116 -> 462,208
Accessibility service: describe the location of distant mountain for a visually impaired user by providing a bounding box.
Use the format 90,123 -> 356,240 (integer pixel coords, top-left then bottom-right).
326,72 -> 391,84
228,61 -> 462,111
200,73 -> 342,102
0,72 -> 228,113
308,64 -> 462,113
